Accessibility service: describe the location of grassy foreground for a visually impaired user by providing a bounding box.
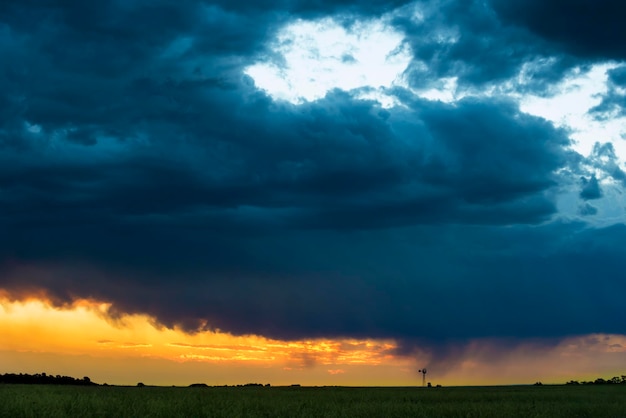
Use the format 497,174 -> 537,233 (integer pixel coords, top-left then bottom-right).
1,384 -> 625,418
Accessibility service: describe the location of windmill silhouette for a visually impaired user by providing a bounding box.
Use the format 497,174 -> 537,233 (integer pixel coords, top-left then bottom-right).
418,368 -> 427,387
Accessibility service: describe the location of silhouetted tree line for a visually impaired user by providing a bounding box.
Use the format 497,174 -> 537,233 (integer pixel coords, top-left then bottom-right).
0,372 -> 97,386
566,376 -> 626,385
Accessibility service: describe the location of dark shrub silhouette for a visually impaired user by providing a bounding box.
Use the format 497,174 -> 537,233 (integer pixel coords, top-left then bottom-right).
0,373 -> 96,386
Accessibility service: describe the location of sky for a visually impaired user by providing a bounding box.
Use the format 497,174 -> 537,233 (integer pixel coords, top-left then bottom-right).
1,0 -> 626,386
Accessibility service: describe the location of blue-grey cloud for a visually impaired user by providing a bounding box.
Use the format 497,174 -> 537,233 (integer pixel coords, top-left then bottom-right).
1,0 -> 625,355
393,0 -> 577,92
579,203 -> 598,216
580,176 -> 602,200
591,65 -> 626,119
489,0 -> 626,61
588,142 -> 626,187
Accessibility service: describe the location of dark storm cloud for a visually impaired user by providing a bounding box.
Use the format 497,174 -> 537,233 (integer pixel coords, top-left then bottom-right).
609,66 -> 626,86
0,82 -> 572,234
579,176 -> 602,200
393,0 -> 576,92
489,0 -> 626,61
3,222 -> 626,347
1,0 -> 625,356
591,65 -> 626,119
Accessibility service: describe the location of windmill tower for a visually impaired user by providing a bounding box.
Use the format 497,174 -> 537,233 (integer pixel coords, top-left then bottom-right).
418,368 -> 427,387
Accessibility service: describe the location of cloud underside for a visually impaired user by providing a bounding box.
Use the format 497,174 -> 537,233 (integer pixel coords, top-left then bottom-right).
1,0 -> 626,353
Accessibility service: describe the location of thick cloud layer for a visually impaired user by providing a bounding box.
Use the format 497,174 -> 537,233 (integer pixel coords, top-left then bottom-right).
1,0 -> 625,354
490,0 -> 626,61
395,0 -> 577,92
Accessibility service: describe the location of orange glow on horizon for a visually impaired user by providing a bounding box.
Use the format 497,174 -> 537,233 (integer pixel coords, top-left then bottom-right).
1,293 -> 625,387
0,295 -> 415,386
0,296 -> 399,364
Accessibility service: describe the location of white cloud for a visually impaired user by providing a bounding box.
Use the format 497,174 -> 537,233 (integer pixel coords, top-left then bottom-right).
519,63 -> 626,161
515,63 -> 626,224
244,17 -> 412,106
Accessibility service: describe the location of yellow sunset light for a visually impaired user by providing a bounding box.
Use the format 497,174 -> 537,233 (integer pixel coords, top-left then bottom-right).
0,296 -> 415,386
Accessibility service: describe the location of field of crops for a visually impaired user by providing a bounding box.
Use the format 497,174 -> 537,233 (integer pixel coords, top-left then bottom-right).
1,384 -> 625,417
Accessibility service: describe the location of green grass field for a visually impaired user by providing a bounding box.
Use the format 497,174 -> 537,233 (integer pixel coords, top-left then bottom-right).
1,384 -> 625,418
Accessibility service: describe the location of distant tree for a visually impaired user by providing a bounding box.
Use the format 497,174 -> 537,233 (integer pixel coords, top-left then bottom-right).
0,372 -> 96,386
137,382 -> 145,387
